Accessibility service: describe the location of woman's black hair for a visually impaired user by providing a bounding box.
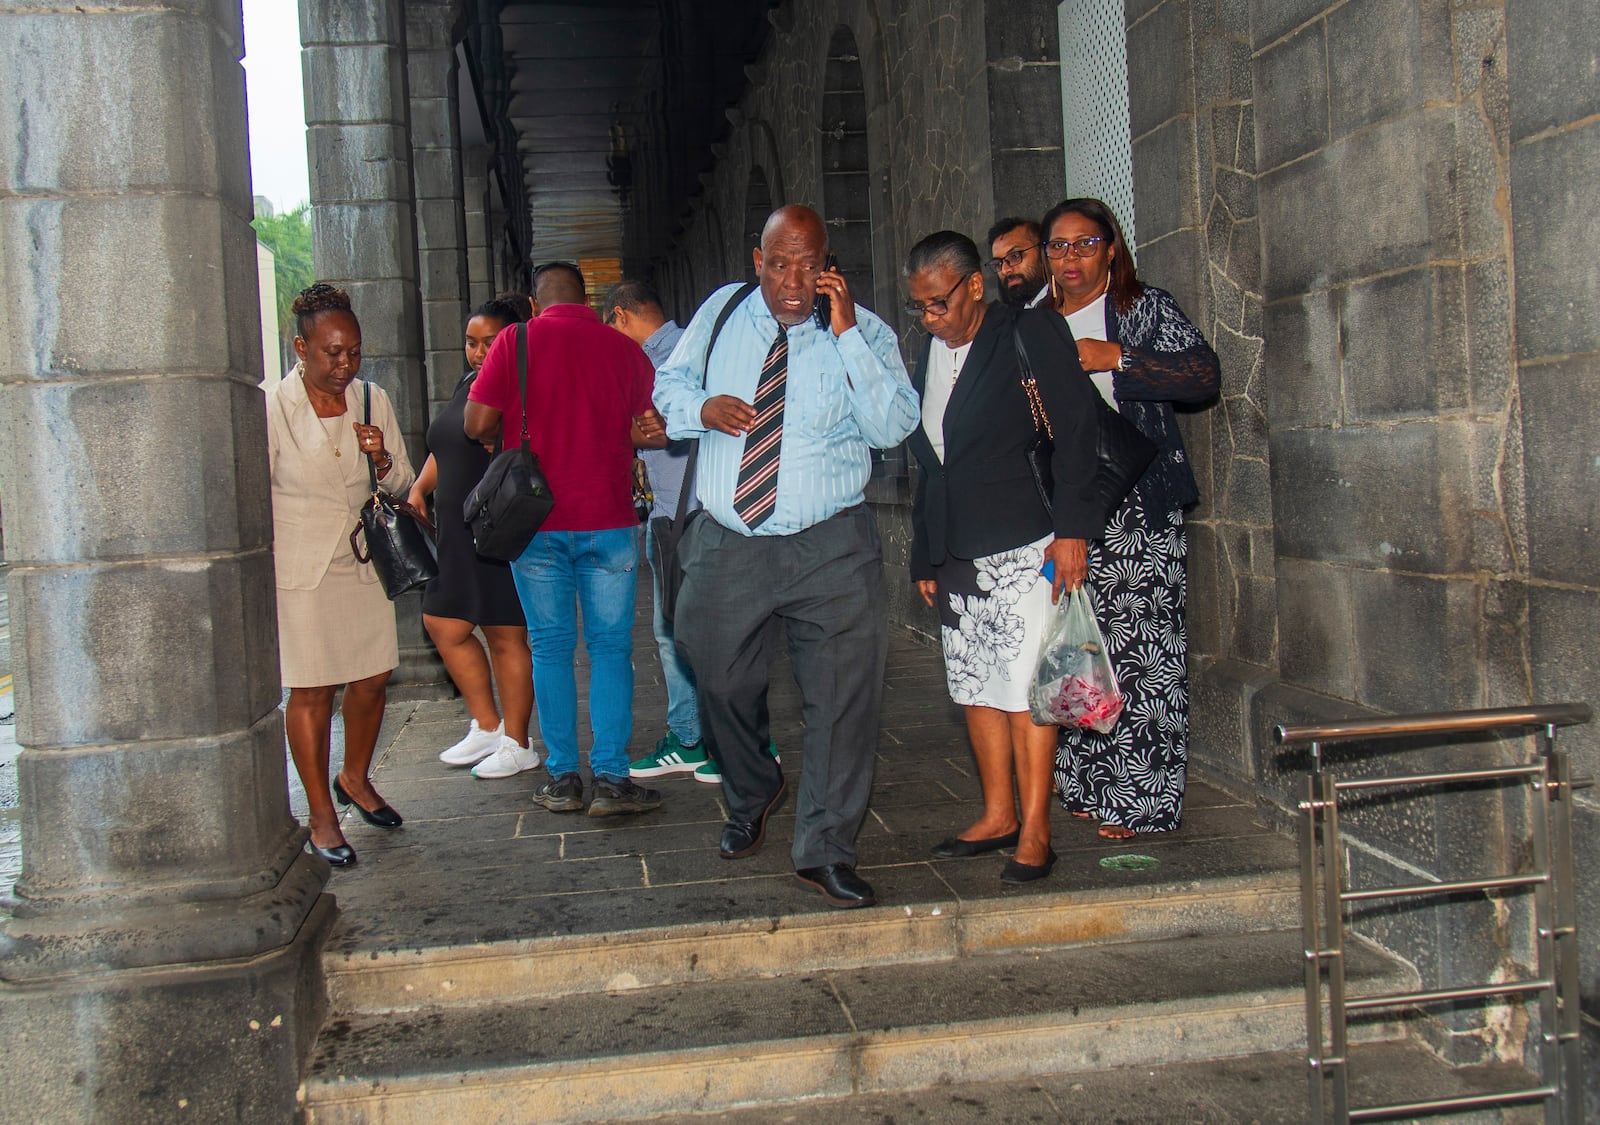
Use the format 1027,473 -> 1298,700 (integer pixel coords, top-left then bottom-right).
469,298 -> 524,328
291,282 -> 355,339
903,230 -> 982,279
1039,197 -> 1144,315
491,292 -> 535,322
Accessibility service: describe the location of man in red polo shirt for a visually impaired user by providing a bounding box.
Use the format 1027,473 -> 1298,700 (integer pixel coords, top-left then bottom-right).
464,262 -> 664,818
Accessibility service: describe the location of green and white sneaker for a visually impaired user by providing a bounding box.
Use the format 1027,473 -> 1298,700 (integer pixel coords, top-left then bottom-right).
628,732 -> 708,778
693,741 -> 779,785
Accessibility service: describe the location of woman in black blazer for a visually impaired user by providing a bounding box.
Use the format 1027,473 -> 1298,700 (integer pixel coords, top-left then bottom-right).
905,231 -> 1104,883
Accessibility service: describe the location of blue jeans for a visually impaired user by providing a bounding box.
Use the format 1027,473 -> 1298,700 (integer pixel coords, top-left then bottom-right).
510,526 -> 638,780
643,521 -> 702,747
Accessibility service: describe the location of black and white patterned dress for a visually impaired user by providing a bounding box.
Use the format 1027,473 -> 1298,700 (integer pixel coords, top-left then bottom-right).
1054,285 -> 1218,832
1056,503 -> 1189,829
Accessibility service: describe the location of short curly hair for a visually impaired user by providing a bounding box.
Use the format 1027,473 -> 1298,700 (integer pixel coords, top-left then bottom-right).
292,282 -> 355,338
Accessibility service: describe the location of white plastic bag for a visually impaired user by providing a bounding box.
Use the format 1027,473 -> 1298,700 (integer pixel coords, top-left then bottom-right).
1029,586 -> 1124,733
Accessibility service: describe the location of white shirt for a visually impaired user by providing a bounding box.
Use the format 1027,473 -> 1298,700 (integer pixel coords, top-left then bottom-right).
1065,293 -> 1117,409
920,339 -> 971,463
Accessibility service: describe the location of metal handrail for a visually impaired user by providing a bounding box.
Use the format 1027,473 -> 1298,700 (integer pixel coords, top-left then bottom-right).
1292,701 -> 1589,1122
1275,702 -> 1592,747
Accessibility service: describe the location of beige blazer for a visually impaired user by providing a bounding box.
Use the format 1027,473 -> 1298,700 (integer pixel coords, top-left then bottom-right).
266,366 -> 417,591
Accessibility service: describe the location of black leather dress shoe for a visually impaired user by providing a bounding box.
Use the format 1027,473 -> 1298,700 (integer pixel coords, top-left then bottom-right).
1000,847 -> 1058,884
930,829 -> 1021,858
719,778 -> 787,859
308,840 -> 356,867
334,776 -> 403,829
794,864 -> 876,909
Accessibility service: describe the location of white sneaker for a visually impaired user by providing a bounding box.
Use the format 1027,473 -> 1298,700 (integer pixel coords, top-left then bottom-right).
471,736 -> 541,779
439,720 -> 505,766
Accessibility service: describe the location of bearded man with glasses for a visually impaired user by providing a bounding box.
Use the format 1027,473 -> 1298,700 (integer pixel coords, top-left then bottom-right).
985,217 -> 1050,308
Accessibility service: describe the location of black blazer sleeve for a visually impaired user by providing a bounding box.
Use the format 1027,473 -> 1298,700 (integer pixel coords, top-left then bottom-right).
1017,309 -> 1105,540
906,335 -> 938,581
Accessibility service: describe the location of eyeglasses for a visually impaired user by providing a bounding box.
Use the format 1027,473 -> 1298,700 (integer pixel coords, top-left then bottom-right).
987,244 -> 1041,272
1043,236 -> 1107,259
903,272 -> 976,318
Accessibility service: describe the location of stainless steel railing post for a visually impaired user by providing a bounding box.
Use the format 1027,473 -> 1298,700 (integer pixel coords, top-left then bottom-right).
1274,703 -> 1591,1123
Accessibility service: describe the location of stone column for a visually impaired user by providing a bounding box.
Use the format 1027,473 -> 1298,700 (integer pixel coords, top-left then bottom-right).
0,2 -> 331,1119
301,0 -> 445,689
463,144 -> 494,307
407,0 -> 472,418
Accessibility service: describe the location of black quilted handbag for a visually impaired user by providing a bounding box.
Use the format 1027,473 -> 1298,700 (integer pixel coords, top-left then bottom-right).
350,381 -> 438,599
463,322 -> 556,561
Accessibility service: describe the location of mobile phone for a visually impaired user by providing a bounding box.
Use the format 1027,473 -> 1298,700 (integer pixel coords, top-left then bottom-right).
812,252 -> 840,328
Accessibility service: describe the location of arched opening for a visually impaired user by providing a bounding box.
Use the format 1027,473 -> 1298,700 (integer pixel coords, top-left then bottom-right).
742,164 -> 772,282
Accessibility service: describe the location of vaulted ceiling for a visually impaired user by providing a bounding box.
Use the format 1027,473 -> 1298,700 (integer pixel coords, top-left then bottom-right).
465,0 -> 781,271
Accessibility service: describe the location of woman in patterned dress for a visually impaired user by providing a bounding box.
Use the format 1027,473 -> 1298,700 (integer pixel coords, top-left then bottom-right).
1041,198 -> 1220,839
904,231 -> 1104,883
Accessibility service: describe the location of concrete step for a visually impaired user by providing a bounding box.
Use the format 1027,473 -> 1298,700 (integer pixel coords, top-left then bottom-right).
618,1040 -> 1544,1125
299,927 -> 1415,1124
324,866 -> 1303,1016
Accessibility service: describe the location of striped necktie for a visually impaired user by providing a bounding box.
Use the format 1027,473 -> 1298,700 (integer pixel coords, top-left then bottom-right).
733,325 -> 788,528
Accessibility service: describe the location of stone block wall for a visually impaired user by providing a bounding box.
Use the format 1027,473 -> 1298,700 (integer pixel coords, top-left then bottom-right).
1505,0 -> 1600,1101
1168,0 -> 1598,1091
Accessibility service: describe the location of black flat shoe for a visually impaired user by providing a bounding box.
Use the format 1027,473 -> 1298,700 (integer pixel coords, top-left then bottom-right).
1000,847 -> 1058,884
719,776 -> 788,859
333,776 -> 403,829
794,863 -> 876,909
308,840 -> 356,867
930,829 -> 1021,858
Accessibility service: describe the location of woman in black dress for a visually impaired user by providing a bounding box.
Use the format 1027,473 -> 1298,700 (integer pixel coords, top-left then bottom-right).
408,299 -> 537,778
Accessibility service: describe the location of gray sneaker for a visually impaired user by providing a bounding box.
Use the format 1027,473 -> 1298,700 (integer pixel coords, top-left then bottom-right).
588,776 -> 663,818
532,771 -> 586,813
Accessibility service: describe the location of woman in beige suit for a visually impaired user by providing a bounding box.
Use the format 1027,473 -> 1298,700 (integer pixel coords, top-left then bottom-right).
266,284 -> 416,866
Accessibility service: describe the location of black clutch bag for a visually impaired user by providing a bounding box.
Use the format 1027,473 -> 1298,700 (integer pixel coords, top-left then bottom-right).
350,381 -> 439,599
463,321 -> 556,561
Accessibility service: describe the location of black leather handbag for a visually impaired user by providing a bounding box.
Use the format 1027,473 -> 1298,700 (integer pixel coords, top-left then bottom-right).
350,381 -> 438,599
463,321 -> 556,561
1013,327 -> 1157,520
649,281 -> 756,624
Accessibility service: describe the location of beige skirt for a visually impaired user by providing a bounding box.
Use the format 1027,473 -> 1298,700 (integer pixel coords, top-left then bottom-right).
277,548 -> 399,688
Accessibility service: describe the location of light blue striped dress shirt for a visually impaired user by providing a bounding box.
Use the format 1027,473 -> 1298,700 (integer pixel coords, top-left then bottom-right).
652,283 -> 919,537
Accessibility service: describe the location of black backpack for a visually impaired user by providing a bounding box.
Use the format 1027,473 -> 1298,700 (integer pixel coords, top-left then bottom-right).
463,322 -> 556,560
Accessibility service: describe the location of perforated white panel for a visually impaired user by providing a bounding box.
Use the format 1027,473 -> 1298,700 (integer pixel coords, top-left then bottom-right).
1058,0 -> 1137,250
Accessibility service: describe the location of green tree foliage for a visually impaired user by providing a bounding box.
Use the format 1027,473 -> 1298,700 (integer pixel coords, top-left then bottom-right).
251,203 -> 313,340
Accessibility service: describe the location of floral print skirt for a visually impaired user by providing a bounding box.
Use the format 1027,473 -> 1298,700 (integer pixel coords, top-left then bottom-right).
934,534 -> 1055,713
1055,503 -> 1189,832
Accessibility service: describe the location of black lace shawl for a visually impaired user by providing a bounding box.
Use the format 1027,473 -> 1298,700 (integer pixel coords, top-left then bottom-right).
1108,286 -> 1220,515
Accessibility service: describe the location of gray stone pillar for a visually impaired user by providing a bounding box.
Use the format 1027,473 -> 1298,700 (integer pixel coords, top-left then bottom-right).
301,0 -> 445,690
407,0 -> 471,417
0,2 -> 331,1119
463,145 -> 494,307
